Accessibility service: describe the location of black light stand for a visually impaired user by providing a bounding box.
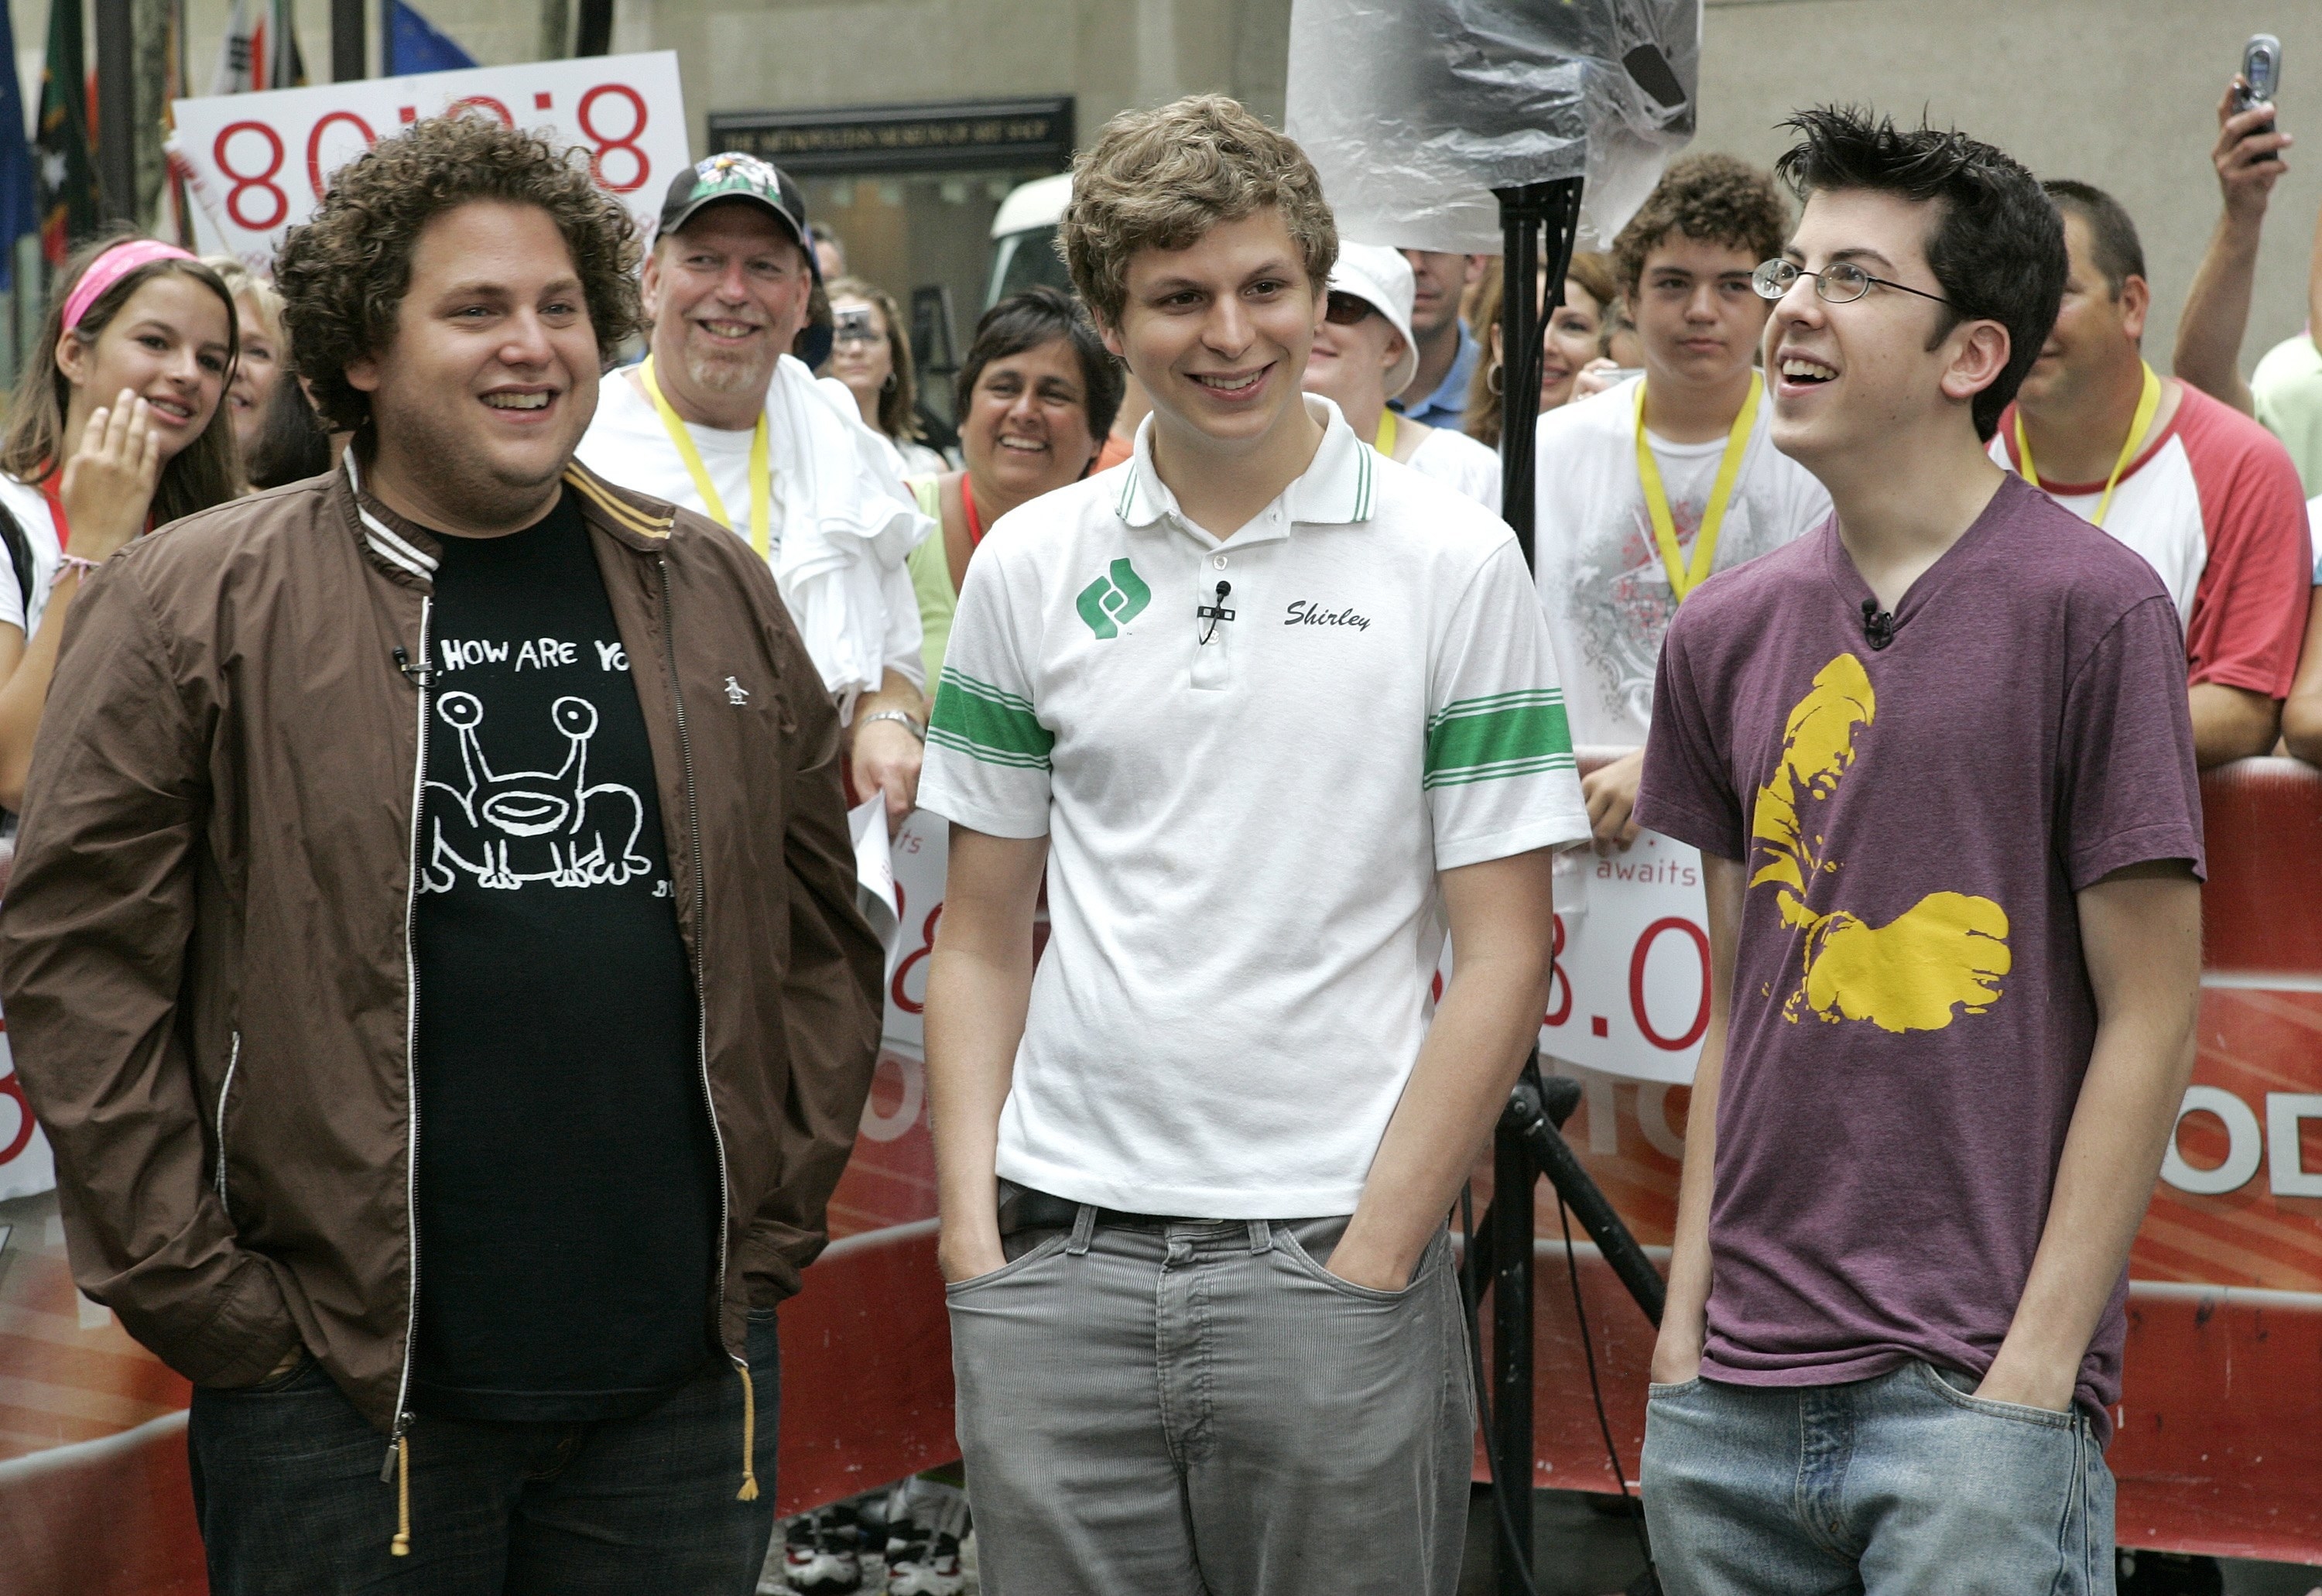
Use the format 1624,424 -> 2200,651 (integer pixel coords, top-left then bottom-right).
1487,178 -> 1668,1596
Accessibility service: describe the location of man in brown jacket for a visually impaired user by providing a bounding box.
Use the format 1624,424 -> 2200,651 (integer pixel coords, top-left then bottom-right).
0,115 -> 882,1592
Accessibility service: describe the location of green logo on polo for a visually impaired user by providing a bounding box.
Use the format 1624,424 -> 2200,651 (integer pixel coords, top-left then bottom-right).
1076,559 -> 1152,639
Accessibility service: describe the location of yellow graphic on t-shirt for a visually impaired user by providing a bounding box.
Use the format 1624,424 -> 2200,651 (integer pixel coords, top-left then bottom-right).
1748,654 -> 2010,1033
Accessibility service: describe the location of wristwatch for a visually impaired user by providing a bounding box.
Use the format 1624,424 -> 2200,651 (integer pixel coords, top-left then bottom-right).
858,709 -> 926,742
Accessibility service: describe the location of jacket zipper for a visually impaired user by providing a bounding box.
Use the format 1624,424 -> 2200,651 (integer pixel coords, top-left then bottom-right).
212,1030 -> 241,1212
658,558 -> 735,1350
383,597 -> 433,1485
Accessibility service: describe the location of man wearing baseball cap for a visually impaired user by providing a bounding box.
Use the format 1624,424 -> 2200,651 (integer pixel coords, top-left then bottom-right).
1300,241 -> 1502,506
578,152 -> 933,827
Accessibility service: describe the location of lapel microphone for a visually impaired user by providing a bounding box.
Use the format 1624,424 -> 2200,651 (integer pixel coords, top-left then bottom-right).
1860,598 -> 1896,651
1197,579 -> 1235,645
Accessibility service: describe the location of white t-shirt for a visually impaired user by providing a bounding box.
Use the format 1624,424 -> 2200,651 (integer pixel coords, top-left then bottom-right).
918,398 -> 1591,1216
1406,424 -> 1502,508
0,474 -> 63,638
577,365 -> 926,698
1532,377 -> 1831,747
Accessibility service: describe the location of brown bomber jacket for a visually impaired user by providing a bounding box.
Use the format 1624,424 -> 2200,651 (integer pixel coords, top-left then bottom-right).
0,457 -> 883,1446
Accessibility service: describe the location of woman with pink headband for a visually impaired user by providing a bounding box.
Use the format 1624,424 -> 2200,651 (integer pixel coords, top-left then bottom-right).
0,233 -> 241,811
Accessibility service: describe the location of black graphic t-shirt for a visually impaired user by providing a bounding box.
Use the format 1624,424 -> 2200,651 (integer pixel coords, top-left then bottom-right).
409,489 -> 718,1423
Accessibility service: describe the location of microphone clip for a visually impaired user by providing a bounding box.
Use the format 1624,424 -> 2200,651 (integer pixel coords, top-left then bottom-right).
1197,579 -> 1235,645
1860,599 -> 1895,652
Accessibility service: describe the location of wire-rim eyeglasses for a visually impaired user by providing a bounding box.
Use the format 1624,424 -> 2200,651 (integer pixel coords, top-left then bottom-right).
1752,259 -> 1952,308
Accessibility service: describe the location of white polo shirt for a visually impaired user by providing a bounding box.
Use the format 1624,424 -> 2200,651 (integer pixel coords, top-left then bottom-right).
917,397 -> 1590,1217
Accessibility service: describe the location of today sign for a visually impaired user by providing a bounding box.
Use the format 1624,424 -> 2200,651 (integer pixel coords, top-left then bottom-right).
170,51 -> 690,270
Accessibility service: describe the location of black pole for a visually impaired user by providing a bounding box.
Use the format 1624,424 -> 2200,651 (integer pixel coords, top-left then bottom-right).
574,0 -> 615,57
93,0 -> 135,226
1488,175 -> 1589,1596
333,0 -> 366,80
1488,1107 -> 1535,1594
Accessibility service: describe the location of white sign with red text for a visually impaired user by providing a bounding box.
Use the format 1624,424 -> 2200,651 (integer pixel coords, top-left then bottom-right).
170,51 -> 688,271
1532,831 -> 1711,1085
867,809 -> 1710,1088
0,1022 -> 57,1202
878,811 -> 950,1061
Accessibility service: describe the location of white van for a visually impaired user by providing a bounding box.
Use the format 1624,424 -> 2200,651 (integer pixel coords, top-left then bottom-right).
985,172 -> 1074,307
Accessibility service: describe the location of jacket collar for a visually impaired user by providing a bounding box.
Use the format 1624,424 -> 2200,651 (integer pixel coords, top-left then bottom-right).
338,450 -> 676,583
1114,395 -> 1377,544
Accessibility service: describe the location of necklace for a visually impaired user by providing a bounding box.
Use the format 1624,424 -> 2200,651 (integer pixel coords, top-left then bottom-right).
960,472 -> 987,546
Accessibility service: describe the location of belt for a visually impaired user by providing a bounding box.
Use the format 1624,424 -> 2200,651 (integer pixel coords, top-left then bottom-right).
998,1184 -> 1210,1236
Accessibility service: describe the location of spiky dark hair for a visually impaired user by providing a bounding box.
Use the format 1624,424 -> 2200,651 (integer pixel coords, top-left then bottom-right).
1774,106 -> 2064,440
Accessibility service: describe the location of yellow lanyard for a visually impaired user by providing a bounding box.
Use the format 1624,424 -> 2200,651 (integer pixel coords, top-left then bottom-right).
1374,408 -> 1398,457
2013,361 -> 2161,530
639,356 -> 772,558
1635,371 -> 1761,602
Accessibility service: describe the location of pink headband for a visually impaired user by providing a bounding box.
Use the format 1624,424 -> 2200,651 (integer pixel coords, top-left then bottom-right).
63,240 -> 199,334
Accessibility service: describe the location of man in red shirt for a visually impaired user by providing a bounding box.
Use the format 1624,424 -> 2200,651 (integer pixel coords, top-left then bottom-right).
1996,179 -> 2312,765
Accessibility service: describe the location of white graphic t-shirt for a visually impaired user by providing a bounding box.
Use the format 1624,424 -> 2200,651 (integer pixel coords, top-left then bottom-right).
1532,377 -> 1832,748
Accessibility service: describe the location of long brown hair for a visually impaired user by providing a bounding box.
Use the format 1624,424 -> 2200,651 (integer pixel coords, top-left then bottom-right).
0,231 -> 244,522
1464,251 -> 1619,450
827,276 -> 923,444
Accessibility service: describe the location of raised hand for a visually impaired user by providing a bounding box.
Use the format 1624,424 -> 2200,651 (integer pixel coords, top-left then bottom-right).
2213,78 -> 2292,225
59,388 -> 164,562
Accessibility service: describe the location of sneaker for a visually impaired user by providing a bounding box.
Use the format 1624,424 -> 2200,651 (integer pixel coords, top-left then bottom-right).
783,1504 -> 868,1594
882,1479 -> 970,1596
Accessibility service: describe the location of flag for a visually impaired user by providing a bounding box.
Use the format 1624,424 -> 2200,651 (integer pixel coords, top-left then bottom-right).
213,0 -> 307,94
36,0 -> 97,268
386,0 -> 478,76
0,0 -> 40,287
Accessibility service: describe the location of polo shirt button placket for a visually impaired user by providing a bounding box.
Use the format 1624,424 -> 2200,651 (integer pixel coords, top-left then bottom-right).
1192,548 -> 1235,693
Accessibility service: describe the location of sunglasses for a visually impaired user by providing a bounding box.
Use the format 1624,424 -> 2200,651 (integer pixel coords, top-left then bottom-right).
1324,291 -> 1379,327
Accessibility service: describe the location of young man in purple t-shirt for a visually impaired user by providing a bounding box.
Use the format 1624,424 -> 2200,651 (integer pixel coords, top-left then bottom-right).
1634,108 -> 2205,1594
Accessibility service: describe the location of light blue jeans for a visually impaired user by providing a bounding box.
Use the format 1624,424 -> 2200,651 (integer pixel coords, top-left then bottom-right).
1641,1360 -> 2114,1596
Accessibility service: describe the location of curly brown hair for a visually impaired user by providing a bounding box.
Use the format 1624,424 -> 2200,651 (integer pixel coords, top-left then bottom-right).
275,114 -> 642,433
1611,154 -> 1789,300
1062,94 -> 1336,328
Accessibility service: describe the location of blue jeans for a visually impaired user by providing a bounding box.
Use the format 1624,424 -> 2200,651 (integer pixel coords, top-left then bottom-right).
187,1309 -> 779,1595
1641,1361 -> 2114,1596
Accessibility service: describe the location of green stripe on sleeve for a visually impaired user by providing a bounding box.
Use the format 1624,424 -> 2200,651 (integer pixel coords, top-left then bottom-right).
1423,690 -> 1572,789
930,670 -> 1053,769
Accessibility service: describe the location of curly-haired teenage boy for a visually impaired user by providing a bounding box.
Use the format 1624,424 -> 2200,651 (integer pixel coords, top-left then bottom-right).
1535,153 -> 1832,847
0,113 -> 883,1591
917,94 -> 1590,1595
1635,108 -> 2203,1594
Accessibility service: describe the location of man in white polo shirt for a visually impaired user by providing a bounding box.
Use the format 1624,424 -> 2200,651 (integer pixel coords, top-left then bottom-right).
918,95 -> 1587,1596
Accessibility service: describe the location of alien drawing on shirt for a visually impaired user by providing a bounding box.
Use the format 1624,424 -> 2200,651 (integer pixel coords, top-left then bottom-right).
1748,654 -> 2012,1033
420,691 -> 653,892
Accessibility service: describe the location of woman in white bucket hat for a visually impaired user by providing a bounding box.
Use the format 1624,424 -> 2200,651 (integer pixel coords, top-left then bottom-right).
1301,241 -> 1502,507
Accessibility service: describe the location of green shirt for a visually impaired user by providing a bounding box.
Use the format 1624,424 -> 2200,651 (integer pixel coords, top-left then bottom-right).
2252,333 -> 2322,495
904,476 -> 956,692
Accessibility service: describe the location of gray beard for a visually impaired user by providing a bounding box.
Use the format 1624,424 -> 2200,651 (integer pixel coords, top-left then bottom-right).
683,344 -> 773,397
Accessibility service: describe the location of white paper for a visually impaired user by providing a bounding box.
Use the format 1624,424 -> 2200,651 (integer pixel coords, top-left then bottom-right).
848,796 -> 898,950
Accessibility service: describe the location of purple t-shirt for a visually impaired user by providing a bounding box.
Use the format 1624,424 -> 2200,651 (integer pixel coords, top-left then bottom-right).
1635,473 -> 2204,1437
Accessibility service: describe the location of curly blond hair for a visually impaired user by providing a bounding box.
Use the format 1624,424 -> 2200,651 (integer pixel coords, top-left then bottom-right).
275,114 -> 642,433
1061,94 -> 1336,327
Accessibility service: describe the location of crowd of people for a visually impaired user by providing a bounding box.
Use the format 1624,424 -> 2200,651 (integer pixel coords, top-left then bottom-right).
0,50 -> 2307,1596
